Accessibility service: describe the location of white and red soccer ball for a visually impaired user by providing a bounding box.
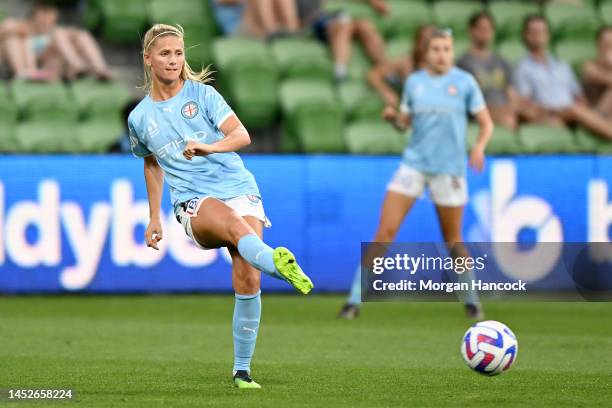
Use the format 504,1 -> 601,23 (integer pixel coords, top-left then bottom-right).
461,320 -> 518,375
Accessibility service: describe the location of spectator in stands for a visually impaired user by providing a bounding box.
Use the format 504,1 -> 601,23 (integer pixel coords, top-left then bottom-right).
0,3 -> 59,80
582,26 -> 612,118
457,12 -> 518,129
297,0 -> 388,83
0,2 -> 112,81
210,0 -> 245,35
515,15 -> 612,140
211,0 -> 300,39
368,24 -> 434,107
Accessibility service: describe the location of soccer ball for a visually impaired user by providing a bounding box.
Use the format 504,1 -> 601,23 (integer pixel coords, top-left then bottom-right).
461,320 -> 518,376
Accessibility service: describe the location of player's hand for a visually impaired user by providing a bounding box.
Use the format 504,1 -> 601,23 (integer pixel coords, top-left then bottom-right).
469,147 -> 485,172
145,218 -> 163,251
382,91 -> 399,108
382,106 -> 397,122
183,140 -> 215,160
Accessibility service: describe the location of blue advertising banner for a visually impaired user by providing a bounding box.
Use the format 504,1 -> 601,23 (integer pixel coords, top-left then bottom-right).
0,155 -> 610,293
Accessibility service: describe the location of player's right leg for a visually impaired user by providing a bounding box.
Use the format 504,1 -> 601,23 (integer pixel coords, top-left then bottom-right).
189,198 -> 313,294
339,190 -> 416,319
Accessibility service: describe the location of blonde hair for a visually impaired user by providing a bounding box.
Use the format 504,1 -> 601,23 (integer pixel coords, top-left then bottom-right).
141,24 -> 213,93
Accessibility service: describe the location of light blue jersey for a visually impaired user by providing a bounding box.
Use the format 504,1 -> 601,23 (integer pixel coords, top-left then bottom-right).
128,80 -> 260,214
399,67 -> 485,177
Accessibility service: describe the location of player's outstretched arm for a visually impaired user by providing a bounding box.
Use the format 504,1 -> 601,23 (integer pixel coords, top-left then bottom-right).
470,108 -> 494,172
183,114 -> 250,160
143,155 -> 164,250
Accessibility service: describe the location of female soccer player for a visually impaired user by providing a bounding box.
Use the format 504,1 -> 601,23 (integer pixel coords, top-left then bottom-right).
339,28 -> 493,320
128,24 -> 313,389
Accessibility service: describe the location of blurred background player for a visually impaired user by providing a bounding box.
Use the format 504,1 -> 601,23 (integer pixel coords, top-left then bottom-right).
515,14 -> 612,141
582,26 -> 612,118
457,12 -> 518,130
339,28 -> 493,320
368,24 -> 435,107
128,24 -> 313,388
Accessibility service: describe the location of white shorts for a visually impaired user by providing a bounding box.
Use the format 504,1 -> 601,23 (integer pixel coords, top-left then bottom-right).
176,195 -> 272,250
386,164 -> 468,207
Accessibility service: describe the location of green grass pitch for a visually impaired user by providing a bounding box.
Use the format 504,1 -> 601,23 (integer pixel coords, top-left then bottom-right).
1,295 -> 611,407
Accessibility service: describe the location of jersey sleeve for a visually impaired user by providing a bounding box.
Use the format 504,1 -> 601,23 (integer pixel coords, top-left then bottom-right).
399,76 -> 413,113
202,85 -> 235,130
465,74 -> 486,115
128,118 -> 152,158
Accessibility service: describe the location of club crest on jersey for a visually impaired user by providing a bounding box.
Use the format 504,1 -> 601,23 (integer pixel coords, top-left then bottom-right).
447,85 -> 458,96
181,101 -> 199,119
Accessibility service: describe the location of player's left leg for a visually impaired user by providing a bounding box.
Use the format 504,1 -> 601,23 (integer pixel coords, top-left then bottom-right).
230,216 -> 263,389
434,205 -> 484,320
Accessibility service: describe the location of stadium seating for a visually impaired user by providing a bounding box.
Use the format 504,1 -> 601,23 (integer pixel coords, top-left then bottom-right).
453,37 -> 470,59
545,3 -> 601,41
602,1 -> 612,25
519,125 -> 578,154
149,0 -> 216,69
15,121 -> 78,153
0,84 -> 18,152
555,40 -> 597,75
222,61 -> 279,129
468,125 -> 524,155
212,37 -> 270,70
96,0 -> 149,44
70,79 -> 131,121
338,80 -> 384,121
295,102 -> 346,153
212,37 -> 278,128
380,0 -> 432,39
386,36 -> 412,60
279,79 -> 344,152
75,119 -> 123,153
10,80 -> 77,123
497,40 -> 526,66
324,0 -> 378,21
575,127 -> 612,154
271,37 -> 332,80
345,120 -> 405,154
432,1 -> 484,38
347,42 -> 372,80
488,1 -> 540,42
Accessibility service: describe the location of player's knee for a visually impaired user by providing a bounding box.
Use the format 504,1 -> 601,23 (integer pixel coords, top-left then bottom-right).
236,269 -> 260,293
354,20 -> 375,34
227,212 -> 251,244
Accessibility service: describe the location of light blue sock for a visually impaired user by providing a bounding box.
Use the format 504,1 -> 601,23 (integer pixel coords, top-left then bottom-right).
233,290 -> 261,373
347,265 -> 362,305
237,234 -> 282,280
458,269 -> 479,305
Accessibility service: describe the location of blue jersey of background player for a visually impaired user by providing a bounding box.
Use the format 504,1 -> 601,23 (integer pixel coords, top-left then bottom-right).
130,24 -> 313,389
340,28 -> 494,320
